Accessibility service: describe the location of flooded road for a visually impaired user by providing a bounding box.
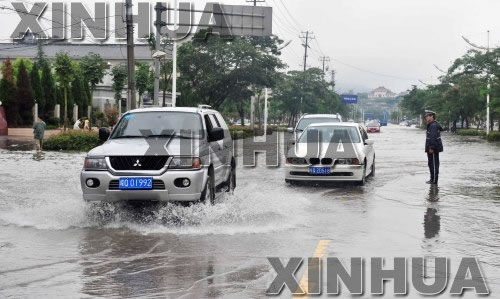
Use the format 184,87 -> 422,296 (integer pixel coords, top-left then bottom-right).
0,125 -> 499,298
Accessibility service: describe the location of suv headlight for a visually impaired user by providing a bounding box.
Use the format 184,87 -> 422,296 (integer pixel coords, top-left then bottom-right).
169,157 -> 202,169
84,157 -> 107,170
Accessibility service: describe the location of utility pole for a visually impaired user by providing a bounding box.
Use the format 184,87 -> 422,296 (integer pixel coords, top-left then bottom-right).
300,31 -> 314,72
246,0 -> 265,6
487,30 -> 491,135
299,31 -> 314,114
153,3 -> 166,106
171,0 -> 178,107
319,56 -> 330,73
330,69 -> 336,89
125,0 -> 137,110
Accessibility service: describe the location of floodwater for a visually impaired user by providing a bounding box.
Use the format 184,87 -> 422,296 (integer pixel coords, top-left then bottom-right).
0,125 -> 499,298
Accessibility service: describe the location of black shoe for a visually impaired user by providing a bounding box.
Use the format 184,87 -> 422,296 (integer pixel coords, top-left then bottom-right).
426,180 -> 433,184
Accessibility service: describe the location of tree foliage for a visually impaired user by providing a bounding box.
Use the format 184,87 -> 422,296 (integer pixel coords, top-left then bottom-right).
0,58 -> 17,125
16,60 -> 34,125
111,64 -> 127,102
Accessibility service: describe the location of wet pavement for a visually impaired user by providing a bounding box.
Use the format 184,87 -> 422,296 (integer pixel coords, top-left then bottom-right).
0,125 -> 499,298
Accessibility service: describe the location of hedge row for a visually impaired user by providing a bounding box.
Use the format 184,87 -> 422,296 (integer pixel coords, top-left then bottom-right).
456,129 -> 487,137
487,131 -> 500,142
44,130 -> 102,152
229,126 -> 274,140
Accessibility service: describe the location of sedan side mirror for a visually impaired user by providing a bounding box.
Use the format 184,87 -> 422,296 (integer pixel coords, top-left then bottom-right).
365,140 -> 374,146
287,127 -> 294,133
99,127 -> 110,142
208,127 -> 224,142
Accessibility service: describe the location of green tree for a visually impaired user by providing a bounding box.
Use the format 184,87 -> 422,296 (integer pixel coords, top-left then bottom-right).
111,64 -> 127,103
35,40 -> 48,69
177,35 -> 285,110
79,53 -> 107,108
54,52 -> 74,130
135,62 -> 150,107
0,58 -> 17,126
71,70 -> 87,119
41,62 -> 56,120
30,63 -> 44,117
16,60 -> 34,125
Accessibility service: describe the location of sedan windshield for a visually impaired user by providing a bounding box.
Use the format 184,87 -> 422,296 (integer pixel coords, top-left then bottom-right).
296,118 -> 340,131
367,122 -> 380,127
111,112 -> 204,139
298,126 -> 361,143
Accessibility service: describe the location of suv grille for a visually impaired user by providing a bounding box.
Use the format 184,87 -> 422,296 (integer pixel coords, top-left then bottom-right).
109,156 -> 169,171
109,180 -> 166,190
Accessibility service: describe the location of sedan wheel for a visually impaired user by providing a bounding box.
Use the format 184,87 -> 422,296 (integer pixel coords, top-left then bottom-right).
371,159 -> 376,177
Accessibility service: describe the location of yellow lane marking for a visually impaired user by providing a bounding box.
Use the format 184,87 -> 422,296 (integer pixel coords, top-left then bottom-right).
293,240 -> 331,298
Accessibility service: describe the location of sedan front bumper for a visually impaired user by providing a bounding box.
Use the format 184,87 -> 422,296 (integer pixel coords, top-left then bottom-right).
285,164 -> 365,182
80,169 -> 207,202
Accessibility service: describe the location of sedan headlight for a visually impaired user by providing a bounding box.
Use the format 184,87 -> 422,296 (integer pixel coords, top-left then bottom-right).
169,157 -> 202,169
83,157 -> 107,170
286,157 -> 308,165
336,158 -> 361,165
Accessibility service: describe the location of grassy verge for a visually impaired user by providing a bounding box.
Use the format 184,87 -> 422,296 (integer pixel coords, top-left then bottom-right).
44,130 -> 102,152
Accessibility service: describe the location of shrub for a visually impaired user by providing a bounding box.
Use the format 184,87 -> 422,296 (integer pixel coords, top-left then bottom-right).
44,130 -> 102,152
487,131 -> 500,142
104,106 -> 119,127
229,125 -> 274,140
456,129 -> 486,137
46,117 -> 60,127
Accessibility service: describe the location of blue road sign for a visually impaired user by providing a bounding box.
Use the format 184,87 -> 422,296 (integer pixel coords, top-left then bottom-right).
341,94 -> 358,104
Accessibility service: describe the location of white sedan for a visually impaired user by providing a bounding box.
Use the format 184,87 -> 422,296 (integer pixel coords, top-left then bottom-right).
285,123 -> 375,185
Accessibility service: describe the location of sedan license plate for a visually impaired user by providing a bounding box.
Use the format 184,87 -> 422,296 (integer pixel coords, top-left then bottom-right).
119,177 -> 153,190
309,167 -> 331,175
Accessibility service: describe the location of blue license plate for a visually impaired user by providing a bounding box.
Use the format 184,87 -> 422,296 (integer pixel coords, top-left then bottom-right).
309,167 -> 331,175
119,177 -> 153,190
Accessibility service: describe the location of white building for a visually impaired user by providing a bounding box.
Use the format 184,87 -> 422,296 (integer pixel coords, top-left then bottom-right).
0,40 -> 173,111
369,86 -> 397,99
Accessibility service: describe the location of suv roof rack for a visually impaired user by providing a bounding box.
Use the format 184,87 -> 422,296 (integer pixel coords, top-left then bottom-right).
198,104 -> 212,111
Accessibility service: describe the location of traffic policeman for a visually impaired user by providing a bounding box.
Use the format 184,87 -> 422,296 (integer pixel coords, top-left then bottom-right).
425,110 -> 443,184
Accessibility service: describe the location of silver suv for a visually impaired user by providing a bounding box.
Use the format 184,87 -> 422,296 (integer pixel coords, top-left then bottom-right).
80,106 -> 235,204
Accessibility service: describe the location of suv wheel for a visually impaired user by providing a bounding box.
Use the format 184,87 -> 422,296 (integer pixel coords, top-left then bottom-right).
201,171 -> 215,204
225,162 -> 236,194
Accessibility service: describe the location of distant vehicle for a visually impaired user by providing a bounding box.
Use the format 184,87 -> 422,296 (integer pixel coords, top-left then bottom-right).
399,121 -> 410,127
81,106 -> 235,205
366,121 -> 381,133
286,114 -> 343,152
285,123 -> 375,185
379,118 -> 388,126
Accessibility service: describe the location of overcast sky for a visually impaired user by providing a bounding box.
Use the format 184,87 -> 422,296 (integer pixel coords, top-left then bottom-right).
1,0 -> 500,93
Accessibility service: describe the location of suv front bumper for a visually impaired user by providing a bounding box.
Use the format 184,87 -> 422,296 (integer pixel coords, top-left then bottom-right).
80,169 -> 207,202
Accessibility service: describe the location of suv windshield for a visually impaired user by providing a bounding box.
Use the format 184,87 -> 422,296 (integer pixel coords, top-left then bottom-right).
296,118 -> 340,131
298,126 -> 361,143
111,112 -> 204,139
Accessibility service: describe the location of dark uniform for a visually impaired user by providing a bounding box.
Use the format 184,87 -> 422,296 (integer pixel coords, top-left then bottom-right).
425,118 -> 443,184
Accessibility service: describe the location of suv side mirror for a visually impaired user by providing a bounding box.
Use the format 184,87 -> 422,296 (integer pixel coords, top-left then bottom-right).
287,127 -> 294,133
208,127 -> 224,142
99,127 -> 110,142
